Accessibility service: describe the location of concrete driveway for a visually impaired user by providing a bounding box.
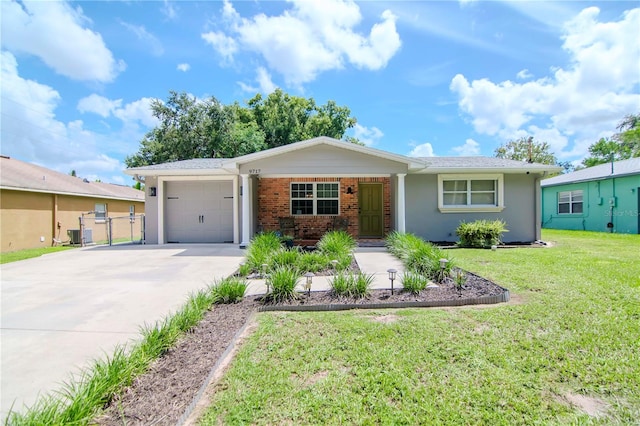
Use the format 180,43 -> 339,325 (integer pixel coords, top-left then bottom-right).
1,243 -> 244,418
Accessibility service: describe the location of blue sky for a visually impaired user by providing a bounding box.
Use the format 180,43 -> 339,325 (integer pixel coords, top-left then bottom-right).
1,0 -> 638,185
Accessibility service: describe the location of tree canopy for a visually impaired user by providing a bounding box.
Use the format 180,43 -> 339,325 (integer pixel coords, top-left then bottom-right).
582,113 -> 640,167
125,89 -> 357,167
494,136 -> 558,165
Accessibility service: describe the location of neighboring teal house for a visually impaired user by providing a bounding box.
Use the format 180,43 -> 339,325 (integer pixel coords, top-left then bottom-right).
541,158 -> 640,234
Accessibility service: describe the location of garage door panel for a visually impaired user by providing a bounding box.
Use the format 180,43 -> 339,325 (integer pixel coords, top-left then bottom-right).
165,181 -> 234,243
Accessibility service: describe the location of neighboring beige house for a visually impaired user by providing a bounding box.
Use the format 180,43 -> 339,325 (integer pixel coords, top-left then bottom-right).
0,156 -> 145,252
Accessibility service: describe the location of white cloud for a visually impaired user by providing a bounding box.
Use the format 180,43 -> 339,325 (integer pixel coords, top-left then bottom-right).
177,63 -> 191,72
353,124 -> 383,147
112,98 -> 158,129
409,142 -> 435,157
450,7 -> 640,159
120,21 -> 164,57
0,51 -> 125,180
201,31 -> 238,62
77,94 -> 122,117
78,93 -> 158,129
256,67 -> 277,94
161,0 -> 177,20
1,0 -> 125,82
516,69 -> 533,80
451,138 -> 480,156
209,0 -> 401,85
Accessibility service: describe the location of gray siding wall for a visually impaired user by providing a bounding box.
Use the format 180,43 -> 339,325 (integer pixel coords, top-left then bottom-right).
405,174 -> 537,242
144,176 -> 159,244
239,145 -> 408,175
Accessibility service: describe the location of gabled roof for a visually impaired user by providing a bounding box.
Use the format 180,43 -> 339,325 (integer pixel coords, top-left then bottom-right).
0,156 -> 144,201
223,136 -> 425,170
541,157 -> 640,187
415,156 -> 561,174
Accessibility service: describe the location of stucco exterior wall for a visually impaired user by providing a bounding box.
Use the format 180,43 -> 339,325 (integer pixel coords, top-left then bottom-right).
405,173 -> 537,243
1,189 -> 144,252
256,177 -> 391,241
542,175 -> 640,234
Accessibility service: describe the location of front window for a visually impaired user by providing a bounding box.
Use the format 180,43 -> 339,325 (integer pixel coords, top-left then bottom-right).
558,190 -> 583,214
291,182 -> 339,215
438,174 -> 504,212
95,203 -> 107,222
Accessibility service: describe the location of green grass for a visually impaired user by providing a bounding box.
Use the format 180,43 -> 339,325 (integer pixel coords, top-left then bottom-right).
200,230 -> 640,425
0,246 -> 74,264
6,282 -> 224,425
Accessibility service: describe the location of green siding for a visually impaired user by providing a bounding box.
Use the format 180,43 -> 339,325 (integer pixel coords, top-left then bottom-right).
541,175 -> 640,234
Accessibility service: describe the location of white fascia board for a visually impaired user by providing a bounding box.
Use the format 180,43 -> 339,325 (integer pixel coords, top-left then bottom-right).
124,168 -> 233,177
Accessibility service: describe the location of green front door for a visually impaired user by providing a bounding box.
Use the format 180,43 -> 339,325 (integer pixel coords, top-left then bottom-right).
358,183 -> 383,237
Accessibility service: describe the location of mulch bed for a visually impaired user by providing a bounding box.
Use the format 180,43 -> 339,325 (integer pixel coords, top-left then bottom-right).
95,271 -> 506,426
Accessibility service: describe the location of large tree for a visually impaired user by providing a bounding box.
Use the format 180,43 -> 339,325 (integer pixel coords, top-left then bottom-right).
582,113 -> 640,167
125,89 -> 357,167
494,136 -> 558,165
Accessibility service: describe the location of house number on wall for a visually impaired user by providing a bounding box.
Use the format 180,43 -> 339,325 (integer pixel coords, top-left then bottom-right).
249,169 -> 261,174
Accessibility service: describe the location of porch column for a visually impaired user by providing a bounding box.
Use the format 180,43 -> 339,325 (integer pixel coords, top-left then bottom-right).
240,174 -> 250,248
397,173 -> 406,233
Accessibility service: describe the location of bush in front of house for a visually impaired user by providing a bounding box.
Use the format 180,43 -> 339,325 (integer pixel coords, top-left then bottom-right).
329,272 -> 374,299
316,231 -> 355,271
211,277 -> 247,304
269,266 -> 301,302
401,272 -> 428,295
245,232 -> 282,272
385,231 -> 454,281
455,219 -> 509,248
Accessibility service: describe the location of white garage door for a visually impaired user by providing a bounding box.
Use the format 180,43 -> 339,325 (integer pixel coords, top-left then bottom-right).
165,181 -> 234,243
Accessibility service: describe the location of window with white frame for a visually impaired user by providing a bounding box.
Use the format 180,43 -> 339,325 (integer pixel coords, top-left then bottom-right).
437,174 -> 504,212
95,203 -> 107,222
291,182 -> 339,215
558,190 -> 583,214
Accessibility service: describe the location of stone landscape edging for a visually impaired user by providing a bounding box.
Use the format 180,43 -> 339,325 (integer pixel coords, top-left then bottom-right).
257,289 -> 510,312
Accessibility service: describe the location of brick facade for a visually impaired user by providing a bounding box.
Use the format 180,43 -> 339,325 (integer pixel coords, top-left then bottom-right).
257,177 -> 391,241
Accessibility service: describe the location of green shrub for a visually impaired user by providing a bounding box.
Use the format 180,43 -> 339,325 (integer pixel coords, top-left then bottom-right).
211,277 -> 247,304
270,247 -> 301,269
456,219 -> 509,248
317,231 -> 355,258
401,272 -> 427,294
269,266 -> 300,302
296,251 -> 330,273
330,273 -> 374,298
385,232 -> 455,281
245,232 -> 282,272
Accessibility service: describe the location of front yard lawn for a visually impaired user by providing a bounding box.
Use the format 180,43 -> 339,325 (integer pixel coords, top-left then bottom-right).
200,230 -> 640,424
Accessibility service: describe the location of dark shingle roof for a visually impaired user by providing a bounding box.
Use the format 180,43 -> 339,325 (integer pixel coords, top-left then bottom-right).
126,158 -> 226,171
0,156 -> 144,201
541,158 -> 640,187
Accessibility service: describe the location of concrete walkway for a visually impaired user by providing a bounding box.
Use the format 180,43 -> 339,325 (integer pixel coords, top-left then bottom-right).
246,247 -> 404,295
1,244 -> 244,418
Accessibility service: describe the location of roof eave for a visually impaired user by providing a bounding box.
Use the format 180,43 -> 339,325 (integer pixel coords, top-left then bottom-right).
0,185 -> 144,202
415,167 -> 561,174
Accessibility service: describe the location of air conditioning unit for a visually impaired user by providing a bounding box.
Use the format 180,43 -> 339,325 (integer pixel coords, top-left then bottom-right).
68,229 -> 81,245
67,229 -> 93,245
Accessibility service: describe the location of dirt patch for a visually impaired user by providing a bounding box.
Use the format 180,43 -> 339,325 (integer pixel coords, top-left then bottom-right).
94,271 -> 507,425
561,393 -> 610,418
369,314 -> 401,324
